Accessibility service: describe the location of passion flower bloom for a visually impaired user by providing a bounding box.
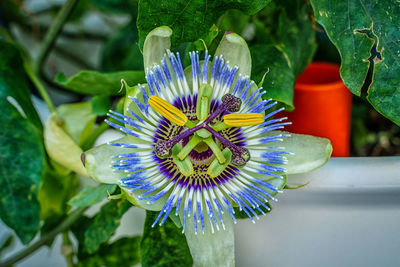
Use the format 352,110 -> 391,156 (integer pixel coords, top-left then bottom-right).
84,26 -> 332,267
106,48 -> 291,234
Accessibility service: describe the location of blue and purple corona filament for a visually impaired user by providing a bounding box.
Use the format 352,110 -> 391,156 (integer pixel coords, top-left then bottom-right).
106,50 -> 291,234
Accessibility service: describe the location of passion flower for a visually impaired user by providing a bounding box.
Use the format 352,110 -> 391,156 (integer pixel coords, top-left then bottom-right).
105,47 -> 291,234
83,26 -> 332,267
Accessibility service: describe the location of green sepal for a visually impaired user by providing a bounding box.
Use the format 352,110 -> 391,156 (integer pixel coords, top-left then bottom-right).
44,113 -> 88,176
277,131 -> 333,175
84,136 -> 150,184
56,102 -> 96,146
143,26 -> 172,70
182,211 -> 235,267
215,32 -> 251,76
84,136 -> 166,211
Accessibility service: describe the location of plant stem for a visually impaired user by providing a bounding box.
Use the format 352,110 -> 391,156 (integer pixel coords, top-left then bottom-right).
35,0 -> 79,74
25,63 -> 56,113
0,207 -> 87,267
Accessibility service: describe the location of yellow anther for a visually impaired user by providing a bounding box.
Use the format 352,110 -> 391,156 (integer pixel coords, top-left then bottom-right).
223,113 -> 264,127
149,95 -> 188,126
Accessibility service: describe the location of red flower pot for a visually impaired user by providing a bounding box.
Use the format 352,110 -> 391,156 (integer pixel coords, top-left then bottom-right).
282,62 -> 352,157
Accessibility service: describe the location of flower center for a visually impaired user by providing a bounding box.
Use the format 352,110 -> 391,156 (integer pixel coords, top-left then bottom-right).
149,84 -> 263,178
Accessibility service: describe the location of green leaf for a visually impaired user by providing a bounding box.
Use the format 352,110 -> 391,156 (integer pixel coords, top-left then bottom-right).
56,102 -> 96,146
277,131 -> 332,174
251,0 -> 317,108
72,216 -> 141,267
310,0 -> 400,126
0,126 -> 41,240
54,70 -> 145,95
0,40 -> 44,244
183,211 -> 235,267
137,0 -> 271,48
91,0 -> 137,14
141,211 -> 193,267
90,95 -> 111,116
44,113 -> 88,176
77,236 -> 141,267
101,21 -> 144,72
180,24 -> 221,67
70,215 -> 92,248
84,198 -> 131,254
187,24 -> 220,52
68,184 -> 117,208
220,9 -> 251,36
250,44 -> 295,107
38,169 -> 79,220
0,40 -> 42,129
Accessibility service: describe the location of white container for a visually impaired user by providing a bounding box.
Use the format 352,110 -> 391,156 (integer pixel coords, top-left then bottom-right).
235,157 -> 400,267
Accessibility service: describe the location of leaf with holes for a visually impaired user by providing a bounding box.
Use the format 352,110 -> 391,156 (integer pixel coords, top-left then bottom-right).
310,0 -> 400,126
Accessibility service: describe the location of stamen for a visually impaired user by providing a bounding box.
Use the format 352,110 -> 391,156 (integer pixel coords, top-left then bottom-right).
203,94 -> 241,124
223,113 -> 264,127
149,95 -> 188,126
